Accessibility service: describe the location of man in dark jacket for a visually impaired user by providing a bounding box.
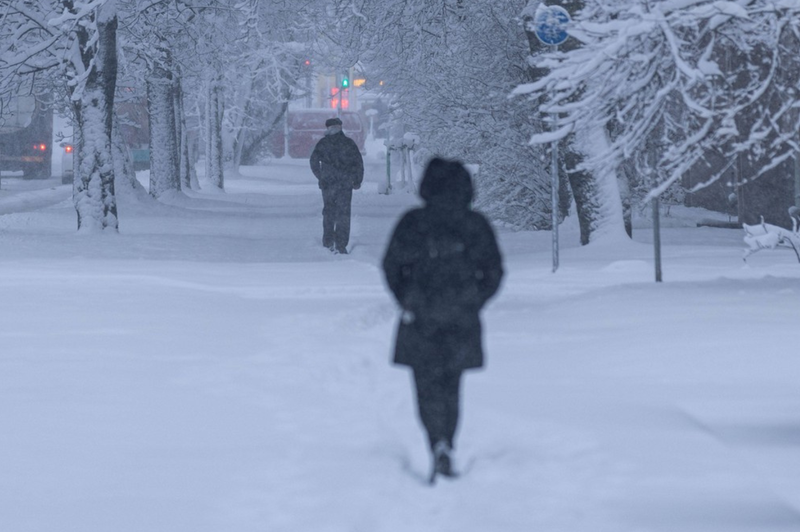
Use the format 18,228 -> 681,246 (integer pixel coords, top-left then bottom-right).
309,117 -> 364,254
382,157 -> 503,484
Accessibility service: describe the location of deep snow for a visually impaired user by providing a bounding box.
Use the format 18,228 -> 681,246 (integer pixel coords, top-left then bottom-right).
1,159 -> 799,532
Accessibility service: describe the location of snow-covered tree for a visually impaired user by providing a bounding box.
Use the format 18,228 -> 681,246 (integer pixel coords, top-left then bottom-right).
118,0 -> 210,197
521,0 -> 629,244
516,0 -> 800,236
0,0 -> 121,231
150,0 -> 314,189
205,69 -> 225,189
324,0 -> 554,230
68,0 -> 120,231
225,0 -> 310,173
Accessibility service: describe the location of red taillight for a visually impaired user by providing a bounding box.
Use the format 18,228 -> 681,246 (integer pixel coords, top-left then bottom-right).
40,143 -> 46,151
65,145 -> 73,153
33,144 -> 39,150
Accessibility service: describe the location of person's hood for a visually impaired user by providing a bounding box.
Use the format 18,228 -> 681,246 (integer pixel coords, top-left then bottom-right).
419,157 -> 473,209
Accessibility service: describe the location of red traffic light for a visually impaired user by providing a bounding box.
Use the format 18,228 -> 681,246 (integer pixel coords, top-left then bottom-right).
65,145 -> 73,153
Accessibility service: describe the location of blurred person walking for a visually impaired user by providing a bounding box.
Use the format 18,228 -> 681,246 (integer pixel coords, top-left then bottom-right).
382,157 -> 503,484
309,117 -> 364,254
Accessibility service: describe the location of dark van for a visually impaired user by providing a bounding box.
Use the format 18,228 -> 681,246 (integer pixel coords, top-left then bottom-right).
0,93 -> 53,179
269,110 -> 366,159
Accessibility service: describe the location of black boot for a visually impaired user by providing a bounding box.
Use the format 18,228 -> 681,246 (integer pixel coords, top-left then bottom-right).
429,440 -> 456,484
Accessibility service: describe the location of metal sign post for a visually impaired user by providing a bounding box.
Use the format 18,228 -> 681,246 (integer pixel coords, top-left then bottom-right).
652,197 -> 662,282
550,102 -> 559,273
534,5 -> 571,273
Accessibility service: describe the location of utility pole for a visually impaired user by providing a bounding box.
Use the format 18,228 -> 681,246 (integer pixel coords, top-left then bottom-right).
795,153 -> 800,209
336,74 -> 342,117
305,61 -> 312,108
337,69 -> 349,118
283,107 -> 289,159
736,153 -> 745,224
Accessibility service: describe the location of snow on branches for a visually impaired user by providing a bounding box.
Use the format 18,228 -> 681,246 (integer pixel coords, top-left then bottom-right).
516,0 -> 800,201
743,209 -> 800,263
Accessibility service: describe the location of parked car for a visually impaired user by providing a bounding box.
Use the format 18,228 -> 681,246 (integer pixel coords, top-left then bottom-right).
268,110 -> 367,158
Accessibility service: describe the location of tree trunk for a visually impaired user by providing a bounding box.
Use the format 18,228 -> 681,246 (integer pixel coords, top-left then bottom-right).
73,6 -> 118,232
112,111 -> 147,200
232,118 -> 247,174
188,126 -> 200,190
562,142 -> 599,245
231,72 -> 257,174
147,62 -> 180,198
568,125 -> 627,244
174,77 -> 193,190
618,159 -> 635,237
205,74 -> 225,191
239,102 -> 288,165
558,161 -> 572,221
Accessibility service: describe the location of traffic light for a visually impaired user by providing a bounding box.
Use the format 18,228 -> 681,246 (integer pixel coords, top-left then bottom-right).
341,72 -> 350,89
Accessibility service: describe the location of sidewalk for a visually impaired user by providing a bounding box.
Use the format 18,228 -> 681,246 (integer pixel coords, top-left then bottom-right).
0,175 -> 71,215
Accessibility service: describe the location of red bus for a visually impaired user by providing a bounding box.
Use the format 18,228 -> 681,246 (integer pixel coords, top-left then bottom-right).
268,110 -> 367,159
0,93 -> 53,179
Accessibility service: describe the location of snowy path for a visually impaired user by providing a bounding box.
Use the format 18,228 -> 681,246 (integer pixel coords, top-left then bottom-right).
0,176 -> 71,218
1,161 -> 799,531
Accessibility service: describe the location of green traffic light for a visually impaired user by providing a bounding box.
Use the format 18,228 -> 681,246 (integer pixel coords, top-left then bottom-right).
342,77 -> 349,88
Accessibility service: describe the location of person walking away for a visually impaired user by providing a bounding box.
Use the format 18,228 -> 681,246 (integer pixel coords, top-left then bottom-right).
309,117 -> 364,254
382,157 -> 503,484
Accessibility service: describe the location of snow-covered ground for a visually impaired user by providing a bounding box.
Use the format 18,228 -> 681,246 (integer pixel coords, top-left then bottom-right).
1,160 -> 799,532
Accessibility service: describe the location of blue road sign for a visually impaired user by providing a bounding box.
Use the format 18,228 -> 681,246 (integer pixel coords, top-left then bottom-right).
534,5 -> 571,46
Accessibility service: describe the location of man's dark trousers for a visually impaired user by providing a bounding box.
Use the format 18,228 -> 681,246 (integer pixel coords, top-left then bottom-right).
322,186 -> 353,251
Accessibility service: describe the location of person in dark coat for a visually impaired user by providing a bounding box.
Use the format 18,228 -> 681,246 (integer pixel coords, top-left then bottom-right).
309,117 -> 364,254
382,157 -> 503,483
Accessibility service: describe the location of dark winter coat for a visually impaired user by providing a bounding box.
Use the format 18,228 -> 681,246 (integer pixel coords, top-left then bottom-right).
382,158 -> 503,372
309,131 -> 364,190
